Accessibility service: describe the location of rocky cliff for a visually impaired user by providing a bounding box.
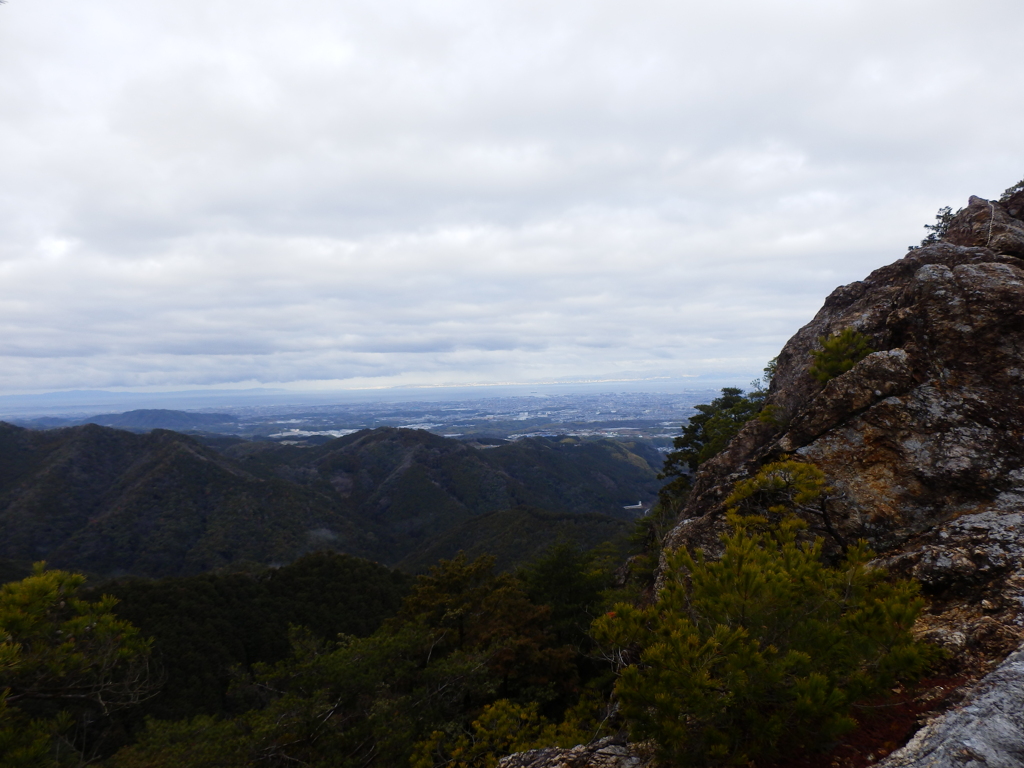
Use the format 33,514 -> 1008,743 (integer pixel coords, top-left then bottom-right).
506,189 -> 1024,766
665,191 -> 1024,678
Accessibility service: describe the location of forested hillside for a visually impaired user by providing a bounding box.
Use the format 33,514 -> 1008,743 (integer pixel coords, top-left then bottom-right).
0,422 -> 380,579
0,423 -> 656,578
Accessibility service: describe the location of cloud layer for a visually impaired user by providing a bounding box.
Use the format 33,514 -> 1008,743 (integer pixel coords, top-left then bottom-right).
2,0 -> 1024,393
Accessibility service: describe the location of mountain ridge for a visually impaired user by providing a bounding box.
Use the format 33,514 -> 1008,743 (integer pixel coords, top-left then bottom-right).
0,422 -> 653,579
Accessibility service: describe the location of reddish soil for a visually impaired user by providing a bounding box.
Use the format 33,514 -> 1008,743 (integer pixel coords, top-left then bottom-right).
757,674 -> 968,768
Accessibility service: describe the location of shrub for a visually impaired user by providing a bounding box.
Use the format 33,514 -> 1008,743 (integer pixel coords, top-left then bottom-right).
809,328 -> 874,383
726,458 -> 849,553
593,495 -> 932,765
411,694 -> 609,768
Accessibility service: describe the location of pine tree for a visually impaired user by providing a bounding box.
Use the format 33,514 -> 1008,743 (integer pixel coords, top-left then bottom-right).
594,464 -> 933,766
809,328 -> 874,383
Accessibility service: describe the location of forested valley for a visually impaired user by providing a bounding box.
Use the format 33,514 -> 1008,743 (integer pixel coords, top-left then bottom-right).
0,369 -> 937,768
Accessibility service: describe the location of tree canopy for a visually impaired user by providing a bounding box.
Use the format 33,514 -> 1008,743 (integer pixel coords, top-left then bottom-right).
657,387 -> 765,510
0,564 -> 154,765
108,550 -> 618,768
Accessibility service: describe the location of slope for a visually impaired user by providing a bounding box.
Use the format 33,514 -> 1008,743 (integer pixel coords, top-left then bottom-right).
222,428 -> 658,564
0,424 -> 659,577
0,423 -> 381,578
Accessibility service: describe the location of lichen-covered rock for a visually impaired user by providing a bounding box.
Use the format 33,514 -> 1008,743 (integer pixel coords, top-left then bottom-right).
496,736 -> 653,768
877,643 -> 1024,768
665,204 -> 1024,583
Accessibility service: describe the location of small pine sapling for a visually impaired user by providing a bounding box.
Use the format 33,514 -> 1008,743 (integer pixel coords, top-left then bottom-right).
809,328 -> 874,383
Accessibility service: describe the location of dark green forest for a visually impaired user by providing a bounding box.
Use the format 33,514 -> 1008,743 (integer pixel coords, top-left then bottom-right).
0,423 -> 658,580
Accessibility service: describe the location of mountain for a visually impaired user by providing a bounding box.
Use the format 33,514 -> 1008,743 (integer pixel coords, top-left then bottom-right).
84,409 -> 240,431
504,190 -> 1024,766
0,423 -> 380,579
221,428 -> 656,566
0,423 -> 657,578
10,408 -> 241,432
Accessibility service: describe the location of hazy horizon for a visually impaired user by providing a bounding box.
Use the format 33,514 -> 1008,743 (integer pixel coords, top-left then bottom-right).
0,374 -> 752,419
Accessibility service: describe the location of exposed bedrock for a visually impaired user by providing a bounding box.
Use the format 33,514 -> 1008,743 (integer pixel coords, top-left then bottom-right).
666,222 -> 1024,598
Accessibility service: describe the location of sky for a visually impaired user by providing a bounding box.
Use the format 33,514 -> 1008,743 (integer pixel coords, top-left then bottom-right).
2,0 -> 1024,396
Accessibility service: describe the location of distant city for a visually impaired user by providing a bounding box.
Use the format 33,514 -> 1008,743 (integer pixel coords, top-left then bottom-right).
3,389 -> 728,450
229,390 -> 716,447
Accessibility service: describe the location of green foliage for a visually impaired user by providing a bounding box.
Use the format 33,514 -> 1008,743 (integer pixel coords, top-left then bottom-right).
412,699 -> 555,768
725,458 -> 850,552
0,563 -> 153,764
517,541 -> 617,648
1000,177 -> 1024,203
411,694 -> 609,768
395,553 -> 577,705
920,205 -> 956,245
658,387 -> 765,510
746,357 -> 777,403
623,503 -> 680,594
651,374 -> 779,589
99,715 -> 245,768
727,458 -> 828,514
111,553 -> 596,768
0,691 -> 57,768
809,328 -> 875,384
594,504 -> 933,766
397,506 -> 629,576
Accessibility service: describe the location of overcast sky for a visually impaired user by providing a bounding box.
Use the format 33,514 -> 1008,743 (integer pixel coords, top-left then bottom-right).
2,0 -> 1023,395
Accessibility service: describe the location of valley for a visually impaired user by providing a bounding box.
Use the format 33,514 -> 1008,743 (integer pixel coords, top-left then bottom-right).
0,420 -> 664,581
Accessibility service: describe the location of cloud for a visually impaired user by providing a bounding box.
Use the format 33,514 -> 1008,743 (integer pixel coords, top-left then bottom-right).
1,0 -> 1023,393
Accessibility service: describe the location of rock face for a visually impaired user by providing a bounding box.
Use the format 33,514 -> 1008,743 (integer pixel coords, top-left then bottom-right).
669,239 -> 1024,550
496,736 -> 654,768
664,197 -> 1024,662
945,192 -> 1024,259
